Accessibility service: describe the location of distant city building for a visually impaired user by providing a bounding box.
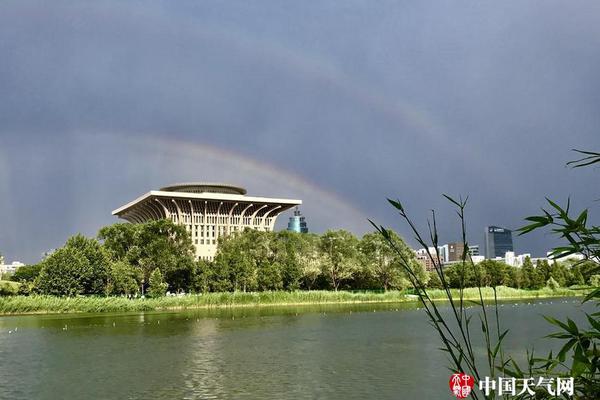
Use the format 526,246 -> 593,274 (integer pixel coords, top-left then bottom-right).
415,247 -> 442,271
468,245 -> 480,257
113,183 -> 301,261
437,243 -> 480,264
0,261 -> 25,275
484,226 -> 513,259
547,251 -> 585,263
287,207 -> 308,233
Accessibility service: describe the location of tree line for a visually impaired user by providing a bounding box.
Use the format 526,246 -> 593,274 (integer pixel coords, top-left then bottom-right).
8,219 -> 595,296
433,256 -> 596,290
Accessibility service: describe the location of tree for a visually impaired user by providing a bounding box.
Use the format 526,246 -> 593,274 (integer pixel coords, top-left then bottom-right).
520,257 -> 544,289
427,270 -> 443,289
272,231 -> 305,290
213,229 -> 258,291
148,268 -> 168,297
64,234 -> 110,294
10,264 -> 42,284
320,230 -> 359,290
480,260 -> 511,287
297,234 -> 324,290
546,276 -> 560,290
192,260 -> 214,293
107,261 -> 141,296
549,261 -> 569,287
98,220 -> 195,291
359,230 -> 421,290
98,223 -> 139,261
35,247 -> 90,296
537,260 -> 553,281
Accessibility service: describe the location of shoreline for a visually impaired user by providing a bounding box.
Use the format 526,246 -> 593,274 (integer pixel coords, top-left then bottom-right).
0,287 -> 588,316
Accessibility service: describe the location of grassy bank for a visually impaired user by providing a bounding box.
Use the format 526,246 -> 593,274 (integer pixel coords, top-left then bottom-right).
0,286 -> 588,315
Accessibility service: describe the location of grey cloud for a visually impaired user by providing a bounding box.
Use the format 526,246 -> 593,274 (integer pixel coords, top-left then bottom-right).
0,0 -> 599,262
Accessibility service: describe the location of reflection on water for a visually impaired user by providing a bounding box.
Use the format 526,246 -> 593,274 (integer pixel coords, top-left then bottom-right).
0,298 -> 591,399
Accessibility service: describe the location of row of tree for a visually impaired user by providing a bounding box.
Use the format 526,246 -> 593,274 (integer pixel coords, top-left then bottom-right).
430,257 -> 596,290
9,220 -> 596,296
10,220 -> 428,295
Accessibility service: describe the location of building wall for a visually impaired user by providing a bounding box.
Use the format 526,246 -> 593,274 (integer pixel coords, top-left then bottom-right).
484,226 -> 513,259
114,186 -> 301,262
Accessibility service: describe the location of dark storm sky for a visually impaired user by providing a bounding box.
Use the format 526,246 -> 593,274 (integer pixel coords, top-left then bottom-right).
1,1 -> 599,263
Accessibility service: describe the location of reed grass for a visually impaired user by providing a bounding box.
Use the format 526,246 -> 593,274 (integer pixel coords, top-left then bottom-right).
0,286 -> 585,315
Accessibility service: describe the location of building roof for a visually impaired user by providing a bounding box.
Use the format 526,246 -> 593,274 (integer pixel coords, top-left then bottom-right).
159,182 -> 247,195
112,184 -> 301,216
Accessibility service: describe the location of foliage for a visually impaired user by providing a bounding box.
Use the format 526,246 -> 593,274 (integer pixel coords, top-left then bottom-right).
148,268 -> 168,298
503,149 -> 600,399
359,231 -> 425,290
320,230 -> 359,290
590,275 -> 600,287
35,247 -> 91,296
64,234 -> 111,294
34,235 -> 111,296
99,220 -> 195,286
107,261 -> 141,296
10,264 -> 42,283
0,280 -> 20,296
546,276 -> 560,290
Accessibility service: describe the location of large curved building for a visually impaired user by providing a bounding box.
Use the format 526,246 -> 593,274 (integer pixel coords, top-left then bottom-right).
112,183 -> 302,261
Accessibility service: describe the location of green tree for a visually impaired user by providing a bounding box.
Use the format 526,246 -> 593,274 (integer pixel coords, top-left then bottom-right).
148,268 -> 168,297
273,231 -> 305,290
549,261 -> 568,287
10,264 -> 42,284
320,230 -> 359,290
64,234 -> 110,294
537,260 -> 552,281
35,247 -> 89,296
192,260 -> 214,293
297,234 -> 324,290
480,260 -> 511,287
98,220 -> 195,291
520,257 -> 544,289
107,261 -> 141,296
359,231 -> 409,291
546,276 -> 560,290
213,229 -> 257,291
98,223 -> 139,261
427,270 -> 443,289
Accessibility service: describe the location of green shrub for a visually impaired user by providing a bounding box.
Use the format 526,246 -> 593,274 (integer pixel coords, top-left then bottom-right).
546,277 -> 560,290
0,280 -> 21,296
590,274 -> 600,287
148,268 -> 168,298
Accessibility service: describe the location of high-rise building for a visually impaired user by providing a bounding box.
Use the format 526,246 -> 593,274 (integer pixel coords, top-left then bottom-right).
113,183 -> 301,261
287,207 -> 308,233
484,226 -> 513,259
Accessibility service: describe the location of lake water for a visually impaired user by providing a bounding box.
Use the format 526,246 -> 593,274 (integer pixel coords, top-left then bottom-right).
0,298 -> 592,399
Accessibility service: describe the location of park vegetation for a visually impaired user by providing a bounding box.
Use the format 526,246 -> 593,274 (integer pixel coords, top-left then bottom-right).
5,222 -> 429,296
4,220 -> 593,300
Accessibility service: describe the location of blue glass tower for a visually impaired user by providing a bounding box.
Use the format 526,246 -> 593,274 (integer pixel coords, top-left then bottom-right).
484,226 -> 513,258
287,207 -> 308,233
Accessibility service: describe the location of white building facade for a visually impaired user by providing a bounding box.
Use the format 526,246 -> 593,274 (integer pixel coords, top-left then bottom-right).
112,183 -> 302,261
